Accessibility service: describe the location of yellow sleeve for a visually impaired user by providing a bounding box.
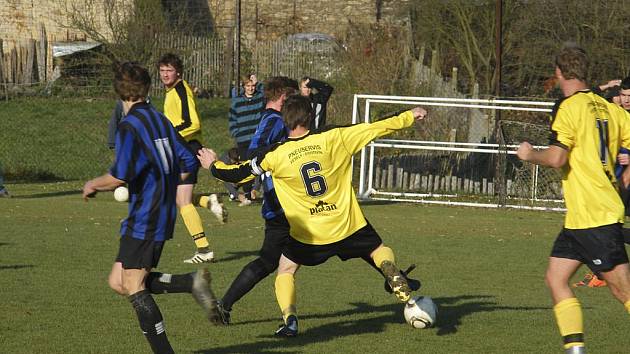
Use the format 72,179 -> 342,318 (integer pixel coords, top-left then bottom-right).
550,105 -> 575,150
620,109 -> 630,149
338,111 -> 415,155
210,160 -> 256,184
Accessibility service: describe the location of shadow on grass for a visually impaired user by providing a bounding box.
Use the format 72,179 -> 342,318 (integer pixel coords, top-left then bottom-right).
194,295 -> 551,353
217,250 -> 259,263
14,190 -> 82,199
434,294 -> 550,336
0,264 -> 34,270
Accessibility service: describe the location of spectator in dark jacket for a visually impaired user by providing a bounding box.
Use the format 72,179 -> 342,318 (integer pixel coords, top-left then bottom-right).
299,77 -> 333,131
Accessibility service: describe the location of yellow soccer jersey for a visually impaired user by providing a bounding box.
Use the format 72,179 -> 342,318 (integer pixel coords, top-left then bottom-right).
164,80 -> 202,142
251,111 -> 416,245
550,90 -> 630,229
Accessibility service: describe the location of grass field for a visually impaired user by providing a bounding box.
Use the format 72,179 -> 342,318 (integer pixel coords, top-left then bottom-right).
2,182 -> 629,354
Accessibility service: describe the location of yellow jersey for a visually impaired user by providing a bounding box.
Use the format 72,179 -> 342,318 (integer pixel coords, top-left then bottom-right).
550,90 -> 630,229
246,110 -> 415,245
164,80 -> 202,142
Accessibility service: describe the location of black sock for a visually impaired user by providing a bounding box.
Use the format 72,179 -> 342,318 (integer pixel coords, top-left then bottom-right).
222,258 -> 272,311
362,255 -> 384,276
146,272 -> 193,294
128,290 -> 174,354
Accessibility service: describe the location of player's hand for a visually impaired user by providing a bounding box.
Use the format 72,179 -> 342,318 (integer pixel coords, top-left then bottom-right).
197,148 -> 218,169
600,79 -> 621,91
516,142 -> 533,161
411,107 -> 427,121
82,181 -> 97,201
250,74 -> 257,84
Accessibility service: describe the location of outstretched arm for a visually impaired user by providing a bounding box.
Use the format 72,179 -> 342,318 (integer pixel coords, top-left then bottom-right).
516,143 -> 567,168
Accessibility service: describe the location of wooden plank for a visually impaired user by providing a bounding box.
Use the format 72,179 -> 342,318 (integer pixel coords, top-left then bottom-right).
37,23 -> 46,81
25,39 -> 35,84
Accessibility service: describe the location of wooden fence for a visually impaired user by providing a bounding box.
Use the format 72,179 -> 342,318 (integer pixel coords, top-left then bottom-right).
0,24 -> 53,88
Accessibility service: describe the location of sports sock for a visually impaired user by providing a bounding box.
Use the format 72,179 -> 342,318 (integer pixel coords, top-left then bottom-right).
180,204 -> 209,249
199,195 -> 210,209
624,299 -> 630,314
372,246 -> 395,268
128,290 -> 174,354
553,297 -> 584,350
275,273 -> 296,321
222,258 -> 271,311
146,272 -> 193,294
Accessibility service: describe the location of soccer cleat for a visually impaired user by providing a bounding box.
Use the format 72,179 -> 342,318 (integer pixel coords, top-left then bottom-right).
184,250 -> 215,264
207,194 -> 228,223
191,268 -> 223,325
381,261 -> 412,302
274,315 -> 298,337
215,300 -> 231,325
572,272 -> 607,288
384,264 -> 421,294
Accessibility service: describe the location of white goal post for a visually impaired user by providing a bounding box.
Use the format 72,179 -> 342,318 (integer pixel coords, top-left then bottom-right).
351,94 -> 565,211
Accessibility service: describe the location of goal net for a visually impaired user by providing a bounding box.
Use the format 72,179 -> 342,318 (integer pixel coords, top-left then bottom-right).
352,94 -> 565,211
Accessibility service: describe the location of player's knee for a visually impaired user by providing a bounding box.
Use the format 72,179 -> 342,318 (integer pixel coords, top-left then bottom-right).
108,275 -> 126,295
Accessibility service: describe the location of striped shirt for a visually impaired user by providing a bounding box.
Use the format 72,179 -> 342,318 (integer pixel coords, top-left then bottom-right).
110,102 -> 198,241
229,82 -> 265,145
247,108 -> 287,220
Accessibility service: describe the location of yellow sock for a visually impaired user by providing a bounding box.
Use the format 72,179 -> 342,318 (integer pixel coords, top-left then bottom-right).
199,195 -> 209,208
372,246 -> 395,268
275,273 -> 296,321
180,204 -> 209,249
553,297 -> 584,349
624,299 -> 630,315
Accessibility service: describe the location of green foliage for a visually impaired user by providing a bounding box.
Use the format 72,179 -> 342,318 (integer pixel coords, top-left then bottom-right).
2,193 -> 629,353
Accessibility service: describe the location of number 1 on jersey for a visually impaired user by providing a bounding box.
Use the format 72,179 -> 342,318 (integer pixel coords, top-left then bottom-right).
596,118 -> 609,165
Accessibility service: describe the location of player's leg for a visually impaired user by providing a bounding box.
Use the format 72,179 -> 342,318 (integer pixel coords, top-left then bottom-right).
599,263 -> 630,312
274,254 -> 300,337
371,245 -> 412,302
546,256 -> 584,354
116,237 -> 174,354
178,182 -> 214,263
108,262 -> 125,295
219,215 -> 289,323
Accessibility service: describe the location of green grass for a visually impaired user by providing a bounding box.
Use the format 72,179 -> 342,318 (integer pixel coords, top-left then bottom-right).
0,96 -> 232,184
2,182 -> 629,353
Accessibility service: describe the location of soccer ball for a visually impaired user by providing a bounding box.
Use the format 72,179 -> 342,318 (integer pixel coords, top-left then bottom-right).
114,186 -> 129,202
404,296 -> 437,329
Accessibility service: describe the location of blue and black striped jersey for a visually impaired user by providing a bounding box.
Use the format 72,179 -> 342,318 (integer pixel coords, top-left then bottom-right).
247,108 -> 287,220
110,102 -> 198,241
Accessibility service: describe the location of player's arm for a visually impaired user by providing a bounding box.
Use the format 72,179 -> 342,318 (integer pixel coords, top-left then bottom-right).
339,107 -> 427,155
228,100 -> 238,138
172,82 -> 201,138
517,105 -> 571,168
307,78 -> 334,103
516,143 -> 567,168
198,148 -> 257,184
82,173 -> 125,201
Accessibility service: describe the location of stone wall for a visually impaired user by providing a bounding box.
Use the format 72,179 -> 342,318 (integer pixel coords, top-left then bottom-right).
0,0 -> 95,52
1,0 -> 410,52
208,0 -> 410,43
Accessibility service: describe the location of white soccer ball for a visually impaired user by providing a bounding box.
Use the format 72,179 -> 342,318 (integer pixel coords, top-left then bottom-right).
113,186 -> 129,202
404,296 -> 437,329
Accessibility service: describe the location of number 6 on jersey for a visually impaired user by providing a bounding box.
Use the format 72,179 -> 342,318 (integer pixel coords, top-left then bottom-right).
300,161 -> 328,197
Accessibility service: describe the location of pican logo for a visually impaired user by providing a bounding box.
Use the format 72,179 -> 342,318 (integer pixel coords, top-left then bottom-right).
310,200 -> 337,215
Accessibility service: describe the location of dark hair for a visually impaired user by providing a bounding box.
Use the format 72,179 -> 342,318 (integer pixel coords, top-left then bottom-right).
555,46 -> 588,81
264,76 -> 298,102
281,94 -> 314,130
621,76 -> 630,90
114,62 -> 151,101
227,147 -> 240,163
157,53 -> 183,74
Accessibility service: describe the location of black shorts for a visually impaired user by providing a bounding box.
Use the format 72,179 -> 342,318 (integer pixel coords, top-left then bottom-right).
283,222 -> 383,266
115,236 -> 165,270
551,223 -> 629,274
180,140 -> 203,185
